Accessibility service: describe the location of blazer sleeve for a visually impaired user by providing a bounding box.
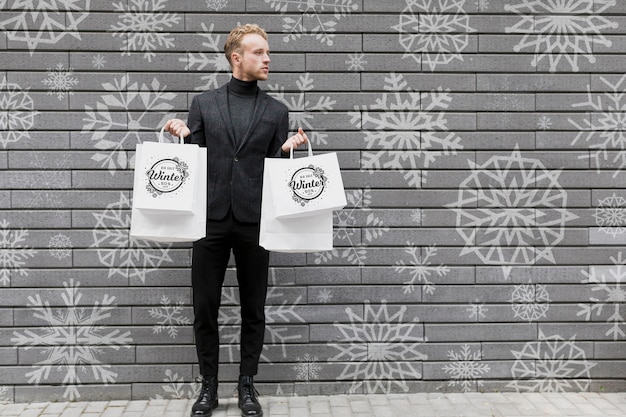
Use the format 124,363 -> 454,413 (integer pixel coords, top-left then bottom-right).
272,106 -> 290,158
186,94 -> 206,146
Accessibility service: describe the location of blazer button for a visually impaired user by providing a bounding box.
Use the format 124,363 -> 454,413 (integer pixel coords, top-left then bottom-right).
234,157 -> 238,162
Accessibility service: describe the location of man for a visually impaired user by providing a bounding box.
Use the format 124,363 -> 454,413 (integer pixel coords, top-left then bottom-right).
163,24 -> 308,417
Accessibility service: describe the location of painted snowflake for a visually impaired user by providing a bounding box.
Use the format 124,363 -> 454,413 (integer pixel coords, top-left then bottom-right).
293,353 -> 322,381
448,147 -> 577,278
0,219 -> 36,287
393,0 -> 476,71
316,288 -> 333,303
92,54 -> 107,69
577,253 -> 626,340
153,369 -> 199,400
346,53 -> 367,71
206,0 -> 228,10
595,193 -> 626,237
21,151 -> 69,214
510,281 -> 550,322
91,193 -> 173,283
570,75 -> 626,177
0,385 -> 8,401
150,295 -> 191,339
328,301 -> 428,394
268,73 -> 335,146
467,302 -> 488,320
181,22 -> 230,91
508,330 -> 596,392
48,233 -> 72,260
265,0 -> 358,46
110,0 -> 181,62
11,279 -> 133,400
0,0 -> 90,53
42,63 -> 78,100
537,116 -> 552,130
505,0 -> 617,72
314,188 -> 389,266
442,344 -> 490,392
395,243 -> 449,295
0,76 -> 37,149
349,72 -> 463,188
82,75 -> 177,174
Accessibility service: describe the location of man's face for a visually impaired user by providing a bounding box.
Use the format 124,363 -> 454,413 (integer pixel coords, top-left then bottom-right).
233,33 -> 270,81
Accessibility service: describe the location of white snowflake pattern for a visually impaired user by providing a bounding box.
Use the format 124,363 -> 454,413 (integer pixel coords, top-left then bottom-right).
0,0 -> 90,53
505,0 -> 617,72
349,72 -> 463,188
268,73 -> 335,146
476,0 -> 488,11
91,193 -> 173,283
467,302 -> 487,320
92,54 -> 107,69
346,53 -> 367,71
42,63 -> 78,100
149,295 -> 191,339
266,0 -> 358,46
48,233 -> 72,260
393,0 -> 476,71
314,188 -> 389,266
442,344 -> 490,392
0,385 -> 8,401
153,369 -> 199,400
537,116 -> 552,130
395,243 -> 449,295
316,288 -> 333,303
570,75 -> 626,177
448,147 -> 577,278
510,281 -> 550,322
577,253 -> 626,340
293,353 -> 322,381
11,279 -> 133,400
0,76 -> 38,149
82,75 -> 177,174
508,330 -> 596,392
182,22 -> 230,91
328,301 -> 428,394
206,0 -> 228,10
595,193 -> 626,237
0,219 -> 36,287
110,0 -> 181,62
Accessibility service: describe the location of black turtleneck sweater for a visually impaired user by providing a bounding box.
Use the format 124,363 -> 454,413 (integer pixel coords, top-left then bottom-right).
227,77 -> 258,146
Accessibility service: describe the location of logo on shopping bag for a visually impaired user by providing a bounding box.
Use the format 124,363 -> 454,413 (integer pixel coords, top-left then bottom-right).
288,164 -> 327,206
145,157 -> 189,197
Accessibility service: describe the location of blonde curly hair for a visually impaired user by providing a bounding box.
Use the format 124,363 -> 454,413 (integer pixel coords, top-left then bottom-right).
224,24 -> 268,67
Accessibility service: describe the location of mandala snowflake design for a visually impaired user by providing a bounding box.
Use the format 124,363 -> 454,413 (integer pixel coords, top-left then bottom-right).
48,233 -> 72,260
149,295 -> 191,339
181,22 -> 230,91
510,281 -> 550,322
110,0 -> 181,62
0,219 -> 36,287
346,53 -> 367,71
395,243 -> 449,295
0,76 -> 37,149
570,75 -> 626,177
11,279 -> 133,400
0,0 -> 90,53
349,72 -> 463,188
206,0 -> 228,10
82,75 -> 176,174
328,301 -> 427,394
577,253 -> 626,340
266,0 -> 358,46
268,73 -> 335,146
42,63 -> 78,100
91,193 -> 173,283
21,152 -> 69,214
448,147 -> 577,278
153,369 -> 199,400
595,193 -> 626,237
508,330 -> 596,392
442,344 -> 490,392
218,269 -> 306,364
393,0 -> 476,71
293,353 -> 322,381
314,188 -> 389,266
505,0 -> 617,72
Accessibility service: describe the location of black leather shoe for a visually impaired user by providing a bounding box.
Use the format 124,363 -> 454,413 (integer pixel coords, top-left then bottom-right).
191,375 -> 218,417
238,375 -> 263,417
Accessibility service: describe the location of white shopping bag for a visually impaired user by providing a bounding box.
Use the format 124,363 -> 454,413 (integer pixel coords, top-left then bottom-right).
130,128 -> 207,243
266,142 -> 346,219
259,158 -> 334,253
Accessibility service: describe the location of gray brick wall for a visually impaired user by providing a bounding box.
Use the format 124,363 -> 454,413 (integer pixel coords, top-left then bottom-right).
1,0 -> 625,402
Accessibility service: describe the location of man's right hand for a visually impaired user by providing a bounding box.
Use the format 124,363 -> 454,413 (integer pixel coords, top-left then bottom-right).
163,118 -> 191,138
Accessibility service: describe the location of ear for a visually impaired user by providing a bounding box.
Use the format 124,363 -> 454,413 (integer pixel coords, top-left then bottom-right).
232,52 -> 242,65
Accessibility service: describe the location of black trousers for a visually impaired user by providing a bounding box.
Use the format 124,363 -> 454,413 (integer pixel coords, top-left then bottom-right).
191,212 -> 269,377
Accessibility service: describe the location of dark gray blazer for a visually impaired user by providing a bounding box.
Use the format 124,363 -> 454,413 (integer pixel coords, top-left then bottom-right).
186,83 -> 289,223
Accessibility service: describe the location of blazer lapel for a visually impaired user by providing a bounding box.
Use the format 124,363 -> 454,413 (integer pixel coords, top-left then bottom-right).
236,90 -> 268,153
215,86 -> 237,147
